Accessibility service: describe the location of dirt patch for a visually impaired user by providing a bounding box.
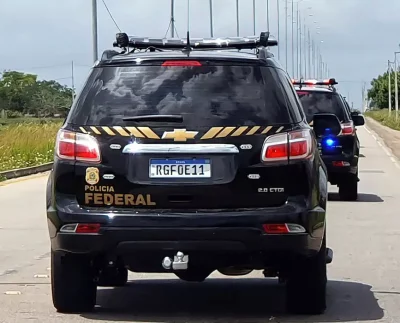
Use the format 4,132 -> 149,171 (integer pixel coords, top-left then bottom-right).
365,117 -> 400,161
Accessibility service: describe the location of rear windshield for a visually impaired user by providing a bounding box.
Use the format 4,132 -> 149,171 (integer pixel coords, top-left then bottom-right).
68,65 -> 293,127
296,90 -> 347,123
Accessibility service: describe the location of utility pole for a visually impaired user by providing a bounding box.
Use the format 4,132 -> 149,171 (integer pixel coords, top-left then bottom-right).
236,0 -> 240,36
319,54 -> 322,79
303,22 -> 307,78
285,0 -> 288,69
312,40 -> 316,77
91,0 -> 98,62
297,7 -> 300,78
209,0 -> 214,37
277,0 -> 280,60
361,83 -> 365,113
253,0 -> 256,35
388,60 -> 392,116
291,0 -> 294,77
171,0 -> 175,37
395,51 -> 400,121
266,0 -> 270,31
71,61 -> 75,101
308,29 -> 311,78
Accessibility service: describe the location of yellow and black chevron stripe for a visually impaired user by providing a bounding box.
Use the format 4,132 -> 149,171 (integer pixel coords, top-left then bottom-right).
79,126 -> 160,139
79,125 -> 289,140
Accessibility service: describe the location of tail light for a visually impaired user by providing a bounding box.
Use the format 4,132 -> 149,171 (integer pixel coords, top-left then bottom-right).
332,161 -> 350,167
56,129 -> 101,163
262,223 -> 306,234
76,223 -> 101,234
340,121 -> 355,136
263,224 -> 289,234
60,223 -> 101,234
261,129 -> 313,163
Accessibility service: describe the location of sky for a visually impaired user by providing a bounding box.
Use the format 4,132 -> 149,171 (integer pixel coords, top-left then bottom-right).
0,0 -> 399,110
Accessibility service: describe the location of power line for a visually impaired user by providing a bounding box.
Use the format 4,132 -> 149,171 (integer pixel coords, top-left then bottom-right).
0,63 -> 69,71
101,0 -> 121,32
53,76 -> 73,81
0,63 -> 91,71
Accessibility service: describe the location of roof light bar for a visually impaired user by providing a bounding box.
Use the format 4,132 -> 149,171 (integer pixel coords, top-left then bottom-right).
291,78 -> 338,86
113,31 -> 278,51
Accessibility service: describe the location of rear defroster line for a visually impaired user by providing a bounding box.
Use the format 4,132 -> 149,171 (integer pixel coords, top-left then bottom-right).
77,125 -> 291,140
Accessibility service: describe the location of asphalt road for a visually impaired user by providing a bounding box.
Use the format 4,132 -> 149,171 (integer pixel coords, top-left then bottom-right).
0,126 -> 399,323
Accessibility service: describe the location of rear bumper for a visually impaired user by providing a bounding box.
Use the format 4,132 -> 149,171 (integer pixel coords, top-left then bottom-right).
53,227 -> 312,253
321,154 -> 358,176
47,195 -> 326,259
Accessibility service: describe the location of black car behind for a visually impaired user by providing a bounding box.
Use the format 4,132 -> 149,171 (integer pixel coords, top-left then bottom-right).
294,79 -> 365,200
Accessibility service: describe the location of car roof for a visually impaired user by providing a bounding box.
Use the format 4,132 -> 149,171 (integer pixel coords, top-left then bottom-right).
97,49 -> 281,68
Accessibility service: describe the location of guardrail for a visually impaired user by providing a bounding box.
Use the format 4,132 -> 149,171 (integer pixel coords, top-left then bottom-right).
0,162 -> 53,180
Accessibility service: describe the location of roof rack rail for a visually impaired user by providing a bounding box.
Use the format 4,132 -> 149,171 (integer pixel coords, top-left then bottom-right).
291,78 -> 338,90
112,31 -> 278,52
101,49 -> 121,60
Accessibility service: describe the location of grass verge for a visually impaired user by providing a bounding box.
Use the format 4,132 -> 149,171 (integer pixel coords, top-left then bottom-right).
0,120 -> 62,173
0,117 -> 62,126
365,109 -> 400,131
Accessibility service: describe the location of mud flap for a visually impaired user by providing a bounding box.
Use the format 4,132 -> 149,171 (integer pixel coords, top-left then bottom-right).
326,247 -> 333,264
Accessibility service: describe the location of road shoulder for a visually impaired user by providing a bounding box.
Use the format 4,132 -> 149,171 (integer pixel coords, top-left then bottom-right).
365,117 -> 400,162
0,171 -> 50,187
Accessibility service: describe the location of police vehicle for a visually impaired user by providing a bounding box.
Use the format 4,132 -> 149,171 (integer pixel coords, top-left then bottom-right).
293,79 -> 365,200
46,31 -> 341,315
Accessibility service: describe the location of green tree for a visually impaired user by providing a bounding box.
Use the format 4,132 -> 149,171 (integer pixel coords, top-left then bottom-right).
368,71 -> 400,110
30,81 -> 73,117
0,70 -> 73,117
0,70 -> 37,112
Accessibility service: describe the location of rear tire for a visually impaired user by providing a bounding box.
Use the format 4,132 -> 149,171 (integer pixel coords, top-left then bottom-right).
285,236 -> 327,315
175,269 -> 211,282
338,177 -> 358,201
51,251 -> 97,313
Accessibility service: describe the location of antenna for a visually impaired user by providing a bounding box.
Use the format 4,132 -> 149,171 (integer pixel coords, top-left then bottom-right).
182,0 -> 192,55
182,31 -> 192,55
187,0 -> 190,32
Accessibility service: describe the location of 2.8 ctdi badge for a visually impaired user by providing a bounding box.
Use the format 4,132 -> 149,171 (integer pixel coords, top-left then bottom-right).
85,167 -> 100,185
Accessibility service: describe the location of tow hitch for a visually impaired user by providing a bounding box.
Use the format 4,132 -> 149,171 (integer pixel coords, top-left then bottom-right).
162,251 -> 189,270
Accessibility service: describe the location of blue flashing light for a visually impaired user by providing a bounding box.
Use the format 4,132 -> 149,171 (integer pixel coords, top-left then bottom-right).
322,136 -> 338,149
325,138 -> 335,147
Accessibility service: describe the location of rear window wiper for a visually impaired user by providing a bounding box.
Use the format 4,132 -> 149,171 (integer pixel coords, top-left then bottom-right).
122,115 -> 183,123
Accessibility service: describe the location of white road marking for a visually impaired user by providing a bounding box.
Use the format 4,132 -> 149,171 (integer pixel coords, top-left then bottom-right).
4,291 -> 21,295
364,125 -> 400,168
34,274 -> 49,278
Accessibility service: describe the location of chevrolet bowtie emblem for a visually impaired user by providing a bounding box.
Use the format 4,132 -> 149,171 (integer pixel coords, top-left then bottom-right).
162,129 -> 198,142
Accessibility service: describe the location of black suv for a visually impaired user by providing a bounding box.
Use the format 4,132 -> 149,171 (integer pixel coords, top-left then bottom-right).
46,32 -> 339,315
293,79 -> 365,200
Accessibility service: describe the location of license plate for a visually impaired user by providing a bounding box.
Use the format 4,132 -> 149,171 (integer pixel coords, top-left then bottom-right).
149,159 -> 211,178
